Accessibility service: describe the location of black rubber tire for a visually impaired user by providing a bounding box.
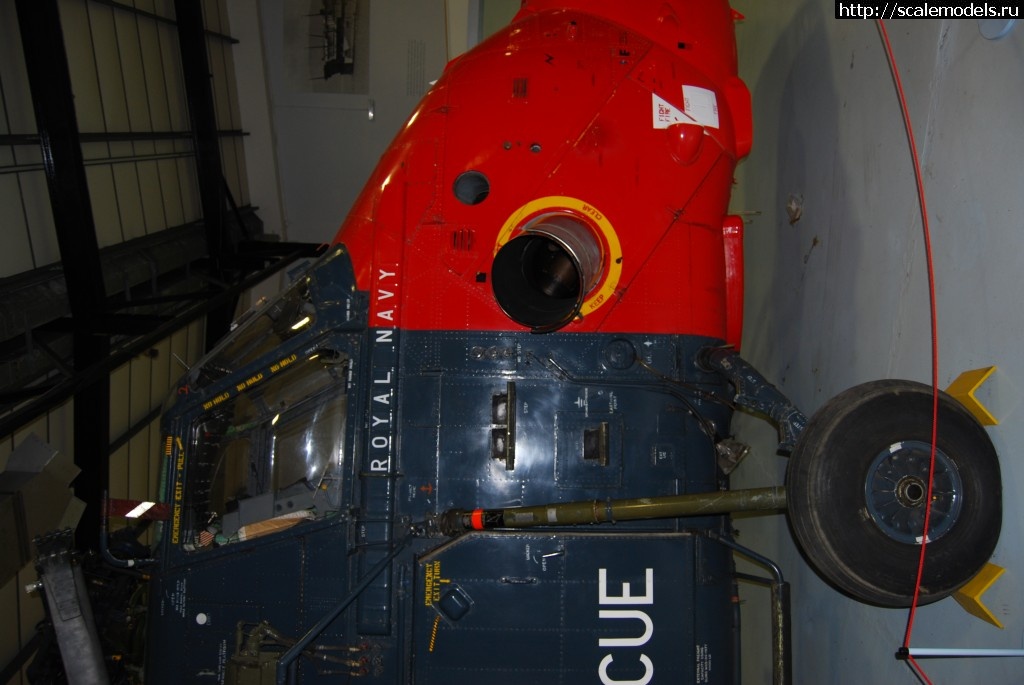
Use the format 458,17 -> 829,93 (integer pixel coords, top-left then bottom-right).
786,379 -> 1002,607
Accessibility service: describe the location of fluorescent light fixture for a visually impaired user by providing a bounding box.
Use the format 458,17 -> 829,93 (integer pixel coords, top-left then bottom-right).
125,501 -> 156,519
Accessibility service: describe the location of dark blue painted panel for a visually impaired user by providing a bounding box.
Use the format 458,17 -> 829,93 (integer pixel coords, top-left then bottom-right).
412,533 -> 735,684
148,250 -> 744,684
395,330 -> 734,526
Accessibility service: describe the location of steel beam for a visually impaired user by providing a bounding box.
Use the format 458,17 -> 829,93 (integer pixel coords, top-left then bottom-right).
91,0 -> 239,43
173,0 -> 238,347
15,0 -> 111,550
0,245 -> 324,441
0,130 -> 246,146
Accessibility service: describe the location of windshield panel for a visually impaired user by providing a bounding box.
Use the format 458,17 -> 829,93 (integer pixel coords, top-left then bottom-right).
193,277 -> 317,388
183,346 -> 349,550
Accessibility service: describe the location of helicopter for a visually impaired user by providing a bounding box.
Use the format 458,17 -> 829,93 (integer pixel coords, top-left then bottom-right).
136,2 -> 1002,683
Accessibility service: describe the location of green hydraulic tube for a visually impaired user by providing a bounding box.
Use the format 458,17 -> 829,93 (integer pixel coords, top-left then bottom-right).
439,486 -> 787,535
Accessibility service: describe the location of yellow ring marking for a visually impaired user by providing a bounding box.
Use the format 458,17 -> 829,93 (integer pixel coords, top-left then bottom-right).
494,195 -> 622,317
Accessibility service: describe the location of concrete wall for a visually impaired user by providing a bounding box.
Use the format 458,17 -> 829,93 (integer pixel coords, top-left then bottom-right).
251,0 -> 448,244
730,5 -> 1023,683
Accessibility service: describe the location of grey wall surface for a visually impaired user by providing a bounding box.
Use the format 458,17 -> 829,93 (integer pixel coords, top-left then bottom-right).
256,0 -> 450,244
730,5 -> 1023,683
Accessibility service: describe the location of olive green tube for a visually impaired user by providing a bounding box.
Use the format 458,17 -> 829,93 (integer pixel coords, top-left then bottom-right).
441,486 -> 787,534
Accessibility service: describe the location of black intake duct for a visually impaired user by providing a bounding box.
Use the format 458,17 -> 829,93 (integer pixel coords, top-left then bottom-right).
491,214 -> 603,332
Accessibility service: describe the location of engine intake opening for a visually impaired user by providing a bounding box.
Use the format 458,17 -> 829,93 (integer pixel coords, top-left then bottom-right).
492,215 -> 603,332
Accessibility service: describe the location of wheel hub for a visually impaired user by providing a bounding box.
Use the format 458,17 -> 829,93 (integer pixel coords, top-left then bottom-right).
865,440 -> 963,544
895,476 -> 927,507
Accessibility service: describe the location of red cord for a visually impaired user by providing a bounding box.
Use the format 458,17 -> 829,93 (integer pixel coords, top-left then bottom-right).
876,19 -> 940,685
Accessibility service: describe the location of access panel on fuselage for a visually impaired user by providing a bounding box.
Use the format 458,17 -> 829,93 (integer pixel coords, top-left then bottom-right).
411,532 -> 735,684
392,330 -> 734,521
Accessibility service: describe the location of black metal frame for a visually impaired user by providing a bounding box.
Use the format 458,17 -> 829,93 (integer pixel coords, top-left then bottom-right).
0,130 -> 247,146
15,0 -> 112,551
7,0 -> 321,551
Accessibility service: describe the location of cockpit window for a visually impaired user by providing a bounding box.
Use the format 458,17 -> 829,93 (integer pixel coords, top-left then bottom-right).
183,347 -> 349,550
193,277 -> 317,388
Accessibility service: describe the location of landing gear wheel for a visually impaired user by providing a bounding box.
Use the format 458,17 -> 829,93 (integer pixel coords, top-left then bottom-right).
786,380 -> 1002,607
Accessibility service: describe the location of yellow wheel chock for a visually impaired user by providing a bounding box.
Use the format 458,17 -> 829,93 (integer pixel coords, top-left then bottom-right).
953,563 -> 1006,628
947,366 -> 999,426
